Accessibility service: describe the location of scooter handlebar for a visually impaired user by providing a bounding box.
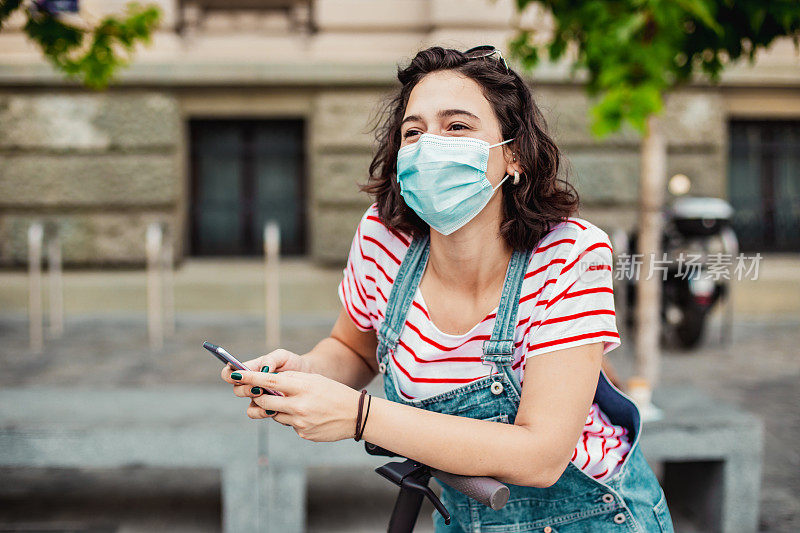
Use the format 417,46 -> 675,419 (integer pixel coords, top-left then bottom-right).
430,469 -> 510,511
365,441 -> 509,510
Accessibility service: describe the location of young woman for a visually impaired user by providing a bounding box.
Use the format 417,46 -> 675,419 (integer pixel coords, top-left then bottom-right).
223,45 -> 674,532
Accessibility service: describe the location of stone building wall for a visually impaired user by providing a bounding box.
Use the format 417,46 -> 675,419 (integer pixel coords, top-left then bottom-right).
308,90 -> 384,263
0,91 -> 182,266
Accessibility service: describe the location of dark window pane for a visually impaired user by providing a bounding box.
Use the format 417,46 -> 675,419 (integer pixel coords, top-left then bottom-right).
190,119 -> 306,256
774,123 -> 800,249
728,120 -> 800,252
194,124 -> 243,254
252,121 -> 304,255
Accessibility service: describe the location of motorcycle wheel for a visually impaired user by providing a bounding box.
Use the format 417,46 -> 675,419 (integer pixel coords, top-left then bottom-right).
675,304 -> 706,349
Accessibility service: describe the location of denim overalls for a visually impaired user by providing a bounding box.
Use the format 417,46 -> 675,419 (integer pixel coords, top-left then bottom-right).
375,234 -> 675,533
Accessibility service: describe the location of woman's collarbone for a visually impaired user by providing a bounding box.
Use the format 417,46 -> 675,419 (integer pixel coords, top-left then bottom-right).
422,287 -> 500,335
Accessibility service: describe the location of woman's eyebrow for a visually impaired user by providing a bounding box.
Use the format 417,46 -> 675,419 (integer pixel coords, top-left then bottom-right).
400,115 -> 422,126
401,109 -> 481,126
437,108 -> 481,122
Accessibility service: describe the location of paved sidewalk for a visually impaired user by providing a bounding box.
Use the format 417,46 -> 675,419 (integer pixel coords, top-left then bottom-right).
0,255 -> 798,532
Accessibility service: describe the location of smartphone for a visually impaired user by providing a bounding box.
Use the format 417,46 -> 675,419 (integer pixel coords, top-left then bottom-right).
203,341 -> 283,396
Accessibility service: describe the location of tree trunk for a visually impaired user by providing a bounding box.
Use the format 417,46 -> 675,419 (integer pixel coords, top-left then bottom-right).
632,113 -> 666,395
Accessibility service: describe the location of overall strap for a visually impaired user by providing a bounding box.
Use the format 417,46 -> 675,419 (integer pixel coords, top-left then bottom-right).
377,233 -> 431,367
482,248 -> 533,371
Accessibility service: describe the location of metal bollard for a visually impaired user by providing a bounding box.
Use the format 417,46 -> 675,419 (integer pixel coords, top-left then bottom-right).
47,231 -> 64,339
162,237 -> 175,337
146,223 -> 164,351
720,226 -> 738,345
264,222 -> 280,351
28,222 -> 44,353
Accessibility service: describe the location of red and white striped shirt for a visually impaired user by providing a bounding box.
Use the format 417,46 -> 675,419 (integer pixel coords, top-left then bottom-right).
338,203 -> 630,482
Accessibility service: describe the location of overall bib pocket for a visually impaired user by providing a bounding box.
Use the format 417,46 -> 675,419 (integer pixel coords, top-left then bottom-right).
652,488 -> 674,532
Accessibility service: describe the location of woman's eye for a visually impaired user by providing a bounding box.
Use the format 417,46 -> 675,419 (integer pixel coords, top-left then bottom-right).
403,129 -> 420,139
450,123 -> 468,131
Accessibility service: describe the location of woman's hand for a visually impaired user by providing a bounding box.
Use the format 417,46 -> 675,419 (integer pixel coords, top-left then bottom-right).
219,348 -> 310,383
226,369 -> 362,442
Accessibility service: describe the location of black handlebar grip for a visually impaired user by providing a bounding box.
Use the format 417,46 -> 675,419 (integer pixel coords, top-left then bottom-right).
364,441 -> 399,458
431,469 -> 510,511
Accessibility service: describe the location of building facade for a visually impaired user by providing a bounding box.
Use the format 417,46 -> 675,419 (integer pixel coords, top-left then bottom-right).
1,0 -> 799,266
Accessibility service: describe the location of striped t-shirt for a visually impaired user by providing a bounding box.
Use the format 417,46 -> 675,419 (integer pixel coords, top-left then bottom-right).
338,203 -> 630,482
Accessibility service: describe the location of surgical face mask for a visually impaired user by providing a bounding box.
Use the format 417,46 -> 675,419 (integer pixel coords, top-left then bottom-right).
396,132 -> 515,235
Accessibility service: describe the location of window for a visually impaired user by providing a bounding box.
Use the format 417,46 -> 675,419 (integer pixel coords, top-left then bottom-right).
189,119 -> 306,256
728,120 -> 800,252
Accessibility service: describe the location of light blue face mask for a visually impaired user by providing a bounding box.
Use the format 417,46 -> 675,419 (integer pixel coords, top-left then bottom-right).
396,132 -> 515,235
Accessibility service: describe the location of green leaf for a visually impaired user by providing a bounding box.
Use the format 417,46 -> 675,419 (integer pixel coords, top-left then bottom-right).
674,0 -> 723,35
19,2 -> 161,90
511,0 -> 800,139
508,30 -> 541,70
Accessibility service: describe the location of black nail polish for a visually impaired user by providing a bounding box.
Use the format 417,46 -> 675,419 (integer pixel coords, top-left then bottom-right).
251,386 -> 262,395
265,410 -> 276,415
260,365 -> 269,373
231,372 -> 242,380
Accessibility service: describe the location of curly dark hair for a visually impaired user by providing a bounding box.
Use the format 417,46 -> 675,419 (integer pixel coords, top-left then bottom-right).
359,45 -> 579,251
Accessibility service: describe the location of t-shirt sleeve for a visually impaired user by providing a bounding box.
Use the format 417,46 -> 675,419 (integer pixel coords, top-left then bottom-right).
526,226 -> 620,357
337,209 -> 376,332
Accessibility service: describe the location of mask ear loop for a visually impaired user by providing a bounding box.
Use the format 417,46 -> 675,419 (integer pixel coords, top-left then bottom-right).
488,137 -> 515,149
489,138 -> 519,186
489,140 -> 514,194
492,173 -> 511,193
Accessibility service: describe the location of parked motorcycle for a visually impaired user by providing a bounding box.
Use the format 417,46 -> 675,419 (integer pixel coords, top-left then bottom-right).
623,177 -> 738,349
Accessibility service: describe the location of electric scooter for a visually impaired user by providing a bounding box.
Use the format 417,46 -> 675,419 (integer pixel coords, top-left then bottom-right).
364,441 -> 509,532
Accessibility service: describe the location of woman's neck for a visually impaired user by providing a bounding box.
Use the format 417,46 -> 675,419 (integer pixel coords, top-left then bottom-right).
426,198 -> 512,296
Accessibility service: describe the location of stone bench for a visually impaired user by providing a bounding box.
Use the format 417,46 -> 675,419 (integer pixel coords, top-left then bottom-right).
0,386 -> 386,533
0,384 -> 762,533
645,386 -> 764,533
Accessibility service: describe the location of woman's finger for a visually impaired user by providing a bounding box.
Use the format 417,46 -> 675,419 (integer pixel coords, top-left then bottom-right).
251,392 -> 293,413
232,383 -> 271,398
220,362 -> 237,384
228,369 -> 304,396
241,349 -> 292,374
246,400 -> 272,420
245,399 -> 292,425
271,411 -> 293,427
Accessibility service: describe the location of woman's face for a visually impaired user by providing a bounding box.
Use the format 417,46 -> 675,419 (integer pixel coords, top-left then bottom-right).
399,70 -> 514,188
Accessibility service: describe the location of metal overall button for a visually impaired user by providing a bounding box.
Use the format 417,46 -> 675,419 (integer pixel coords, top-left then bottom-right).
543,527 -> 552,533
613,512 -> 626,524
378,362 -> 387,374
490,381 -> 504,395
602,493 -> 615,503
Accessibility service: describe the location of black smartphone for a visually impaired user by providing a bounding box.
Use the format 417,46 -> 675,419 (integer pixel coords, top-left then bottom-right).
203,341 -> 282,396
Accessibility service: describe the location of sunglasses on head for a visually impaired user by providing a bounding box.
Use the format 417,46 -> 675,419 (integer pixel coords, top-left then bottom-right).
463,45 -> 510,74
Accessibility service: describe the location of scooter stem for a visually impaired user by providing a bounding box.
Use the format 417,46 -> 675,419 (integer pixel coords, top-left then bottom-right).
376,458 -> 452,531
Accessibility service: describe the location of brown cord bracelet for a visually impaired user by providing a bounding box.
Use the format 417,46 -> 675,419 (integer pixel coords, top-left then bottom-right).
354,389 -> 368,441
356,393 -> 372,441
